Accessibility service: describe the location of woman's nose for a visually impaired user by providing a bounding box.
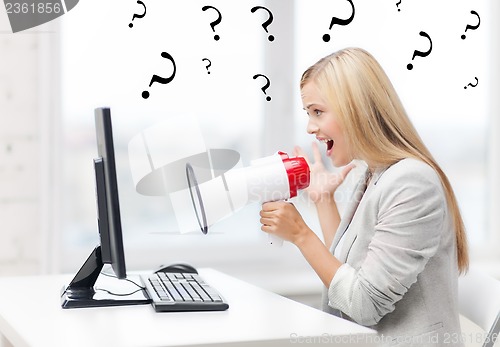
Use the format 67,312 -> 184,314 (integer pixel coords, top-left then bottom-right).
306,118 -> 318,134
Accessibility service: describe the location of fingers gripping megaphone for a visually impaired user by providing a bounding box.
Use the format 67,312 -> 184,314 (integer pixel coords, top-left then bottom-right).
186,152 -> 310,245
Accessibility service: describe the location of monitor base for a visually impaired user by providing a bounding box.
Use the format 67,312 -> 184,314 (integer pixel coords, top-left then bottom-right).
61,285 -> 151,309
60,246 -> 151,309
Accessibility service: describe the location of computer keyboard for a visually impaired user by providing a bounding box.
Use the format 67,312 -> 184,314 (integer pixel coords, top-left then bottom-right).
142,272 -> 229,312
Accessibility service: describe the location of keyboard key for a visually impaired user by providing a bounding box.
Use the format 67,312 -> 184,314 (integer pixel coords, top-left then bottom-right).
191,274 -> 206,285
157,273 -> 169,282
165,283 -> 184,301
182,283 -> 202,302
159,293 -> 171,301
204,287 -> 223,302
173,283 -> 191,301
164,273 -> 175,282
191,282 -> 212,302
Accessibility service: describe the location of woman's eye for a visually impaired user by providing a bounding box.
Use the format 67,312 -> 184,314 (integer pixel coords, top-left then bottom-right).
304,108 -> 323,117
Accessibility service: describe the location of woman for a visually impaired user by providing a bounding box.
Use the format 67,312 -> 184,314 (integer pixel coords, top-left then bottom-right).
260,47 -> 468,346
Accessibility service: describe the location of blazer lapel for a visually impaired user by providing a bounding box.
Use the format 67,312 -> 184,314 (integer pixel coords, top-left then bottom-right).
330,169 -> 369,254
338,227 -> 358,263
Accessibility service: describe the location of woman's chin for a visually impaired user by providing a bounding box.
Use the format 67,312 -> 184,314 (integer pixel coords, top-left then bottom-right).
330,156 -> 349,168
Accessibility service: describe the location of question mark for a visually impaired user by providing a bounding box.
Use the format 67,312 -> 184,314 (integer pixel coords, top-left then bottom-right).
250,6 -> 275,42
142,52 -> 176,99
461,11 -> 480,40
396,0 -> 402,12
323,0 -> 355,43
202,58 -> 212,74
253,74 -> 271,102
407,31 -> 433,70
464,77 -> 478,89
202,6 -> 222,41
129,0 -> 146,28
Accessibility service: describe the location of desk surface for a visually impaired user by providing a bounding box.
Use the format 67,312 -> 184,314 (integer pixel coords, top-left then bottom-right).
0,269 -> 375,347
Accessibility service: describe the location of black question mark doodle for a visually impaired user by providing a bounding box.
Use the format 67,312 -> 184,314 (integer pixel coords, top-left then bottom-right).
464,77 -> 478,89
250,6 -> 275,42
202,58 -> 212,74
461,11 -> 480,40
396,0 -> 402,12
202,6 -> 222,41
253,74 -> 271,102
129,0 -> 146,28
407,31 -> 433,70
323,0 -> 355,43
142,52 -> 176,99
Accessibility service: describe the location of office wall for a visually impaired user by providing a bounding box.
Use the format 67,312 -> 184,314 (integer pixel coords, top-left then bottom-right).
0,12 -> 42,275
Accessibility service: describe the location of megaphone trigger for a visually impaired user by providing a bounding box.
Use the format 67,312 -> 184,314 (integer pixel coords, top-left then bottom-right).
269,234 -> 284,247
267,200 -> 294,247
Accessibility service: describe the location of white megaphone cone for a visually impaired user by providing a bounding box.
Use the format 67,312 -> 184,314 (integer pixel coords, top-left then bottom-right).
186,151 -> 310,246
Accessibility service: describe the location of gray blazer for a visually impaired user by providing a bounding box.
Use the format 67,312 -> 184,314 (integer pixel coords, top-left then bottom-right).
321,158 -> 463,346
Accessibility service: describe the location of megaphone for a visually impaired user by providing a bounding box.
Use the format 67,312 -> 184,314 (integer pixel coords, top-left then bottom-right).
186,151 -> 310,245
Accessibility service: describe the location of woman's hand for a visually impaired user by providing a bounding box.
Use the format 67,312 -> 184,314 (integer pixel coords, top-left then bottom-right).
260,201 -> 312,246
293,142 -> 355,204
260,200 -> 343,288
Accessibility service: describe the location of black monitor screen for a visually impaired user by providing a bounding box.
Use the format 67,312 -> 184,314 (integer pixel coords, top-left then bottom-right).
94,107 -> 126,278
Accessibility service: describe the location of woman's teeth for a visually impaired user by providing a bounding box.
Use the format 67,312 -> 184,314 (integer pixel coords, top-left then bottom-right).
320,139 -> 334,151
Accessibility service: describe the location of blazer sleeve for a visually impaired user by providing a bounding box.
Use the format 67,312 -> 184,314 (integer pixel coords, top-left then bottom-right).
326,162 -> 447,326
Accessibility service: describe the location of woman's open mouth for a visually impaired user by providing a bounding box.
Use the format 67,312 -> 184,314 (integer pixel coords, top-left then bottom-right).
326,139 -> 333,151
319,138 -> 334,155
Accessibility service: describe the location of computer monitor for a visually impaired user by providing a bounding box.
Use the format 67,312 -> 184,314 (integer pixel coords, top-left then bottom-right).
61,107 -> 150,309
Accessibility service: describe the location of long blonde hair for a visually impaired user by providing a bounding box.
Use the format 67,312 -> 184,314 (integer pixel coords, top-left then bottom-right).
301,47 -> 468,274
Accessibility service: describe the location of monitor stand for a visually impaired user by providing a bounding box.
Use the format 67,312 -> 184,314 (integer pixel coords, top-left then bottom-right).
61,246 -> 151,309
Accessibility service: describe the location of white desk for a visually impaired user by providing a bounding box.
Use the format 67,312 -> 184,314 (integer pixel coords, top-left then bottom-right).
0,268 -> 375,347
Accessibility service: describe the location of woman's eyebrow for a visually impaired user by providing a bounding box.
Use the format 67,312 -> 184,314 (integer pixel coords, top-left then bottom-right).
304,103 -> 320,110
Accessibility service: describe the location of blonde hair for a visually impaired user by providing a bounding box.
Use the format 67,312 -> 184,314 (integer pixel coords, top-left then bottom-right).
301,47 -> 468,274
